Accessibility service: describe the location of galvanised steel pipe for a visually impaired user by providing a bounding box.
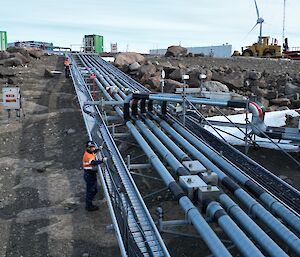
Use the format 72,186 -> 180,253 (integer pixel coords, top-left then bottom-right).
168,117 -> 300,234
206,201 -> 264,257
91,70 -> 233,257
152,115 -> 300,255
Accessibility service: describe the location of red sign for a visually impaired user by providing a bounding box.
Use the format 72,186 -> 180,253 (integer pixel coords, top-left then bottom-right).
90,73 -> 96,79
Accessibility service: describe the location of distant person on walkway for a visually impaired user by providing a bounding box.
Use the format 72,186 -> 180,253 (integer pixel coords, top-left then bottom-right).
64,57 -> 70,78
82,141 -> 107,211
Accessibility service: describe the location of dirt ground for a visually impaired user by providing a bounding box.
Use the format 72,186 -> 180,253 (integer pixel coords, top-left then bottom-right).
0,55 -> 120,257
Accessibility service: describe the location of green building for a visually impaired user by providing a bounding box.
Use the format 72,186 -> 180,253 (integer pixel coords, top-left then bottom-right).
84,34 -> 104,54
0,31 -> 8,51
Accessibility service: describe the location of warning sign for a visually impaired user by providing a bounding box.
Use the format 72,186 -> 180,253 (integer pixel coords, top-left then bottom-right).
2,87 -> 20,110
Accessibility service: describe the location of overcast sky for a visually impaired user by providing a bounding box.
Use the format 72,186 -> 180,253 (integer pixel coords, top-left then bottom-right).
1,0 -> 299,53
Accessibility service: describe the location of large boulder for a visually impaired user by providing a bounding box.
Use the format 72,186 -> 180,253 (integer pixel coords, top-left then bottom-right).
265,90 -> 278,100
291,99 -> 300,108
0,51 -> 10,60
138,64 -> 157,78
7,76 -> 23,85
114,52 -> 145,67
212,71 -> 245,89
157,61 -> 178,75
270,98 -> 291,106
285,83 -> 300,95
247,70 -> 262,80
202,81 -> 229,92
27,48 -> 43,58
165,45 -> 187,57
251,86 -> 268,97
169,68 -> 186,81
164,79 -> 186,93
247,78 -> 268,89
129,62 -> 141,71
6,46 -> 29,57
9,52 -> 30,65
188,69 -> 213,87
0,57 -> 23,67
0,67 -> 16,77
145,76 -> 161,91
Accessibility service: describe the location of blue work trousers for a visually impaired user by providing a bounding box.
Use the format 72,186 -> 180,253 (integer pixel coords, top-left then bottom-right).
84,171 -> 98,208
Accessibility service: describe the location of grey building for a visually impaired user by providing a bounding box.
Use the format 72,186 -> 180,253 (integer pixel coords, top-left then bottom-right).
150,44 -> 232,58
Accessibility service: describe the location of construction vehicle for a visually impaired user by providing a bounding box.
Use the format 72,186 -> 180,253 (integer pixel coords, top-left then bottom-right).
233,1 -> 282,58
241,36 -> 282,57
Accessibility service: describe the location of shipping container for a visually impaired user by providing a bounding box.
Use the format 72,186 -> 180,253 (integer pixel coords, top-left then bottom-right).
0,31 -> 8,51
84,34 -> 104,53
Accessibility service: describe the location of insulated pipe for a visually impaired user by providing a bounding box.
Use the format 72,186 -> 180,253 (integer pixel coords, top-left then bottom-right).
135,119 -> 190,176
113,94 -> 190,176
219,194 -> 289,257
92,56 -> 137,91
140,118 -> 290,257
130,93 -> 248,108
85,55 -> 128,99
92,72 -> 232,257
152,115 -> 300,255
81,54 -> 298,256
147,112 -> 288,257
206,201 -> 264,257
98,74 -> 267,257
167,117 -> 300,234
142,117 -> 191,162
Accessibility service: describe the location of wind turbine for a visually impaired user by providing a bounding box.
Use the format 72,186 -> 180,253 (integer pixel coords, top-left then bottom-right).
249,0 -> 265,44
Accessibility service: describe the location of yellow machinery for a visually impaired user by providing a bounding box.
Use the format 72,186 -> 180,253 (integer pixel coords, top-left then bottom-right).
232,1 -> 282,58
241,36 -> 282,58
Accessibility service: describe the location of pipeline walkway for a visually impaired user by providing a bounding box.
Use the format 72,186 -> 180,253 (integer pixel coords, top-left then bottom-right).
69,53 -> 300,257
69,53 -> 169,257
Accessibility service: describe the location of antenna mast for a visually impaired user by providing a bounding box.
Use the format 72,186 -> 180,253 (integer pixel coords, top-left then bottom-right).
282,0 -> 286,44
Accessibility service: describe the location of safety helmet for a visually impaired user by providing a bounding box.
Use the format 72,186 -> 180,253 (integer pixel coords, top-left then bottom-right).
86,140 -> 96,148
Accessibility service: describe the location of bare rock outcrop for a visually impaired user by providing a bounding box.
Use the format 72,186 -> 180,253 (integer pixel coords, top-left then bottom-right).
165,46 -> 188,57
203,81 -> 229,92
114,52 -> 145,67
0,51 -> 10,60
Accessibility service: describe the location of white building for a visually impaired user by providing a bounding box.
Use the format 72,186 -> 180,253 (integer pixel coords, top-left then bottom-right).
150,44 -> 232,58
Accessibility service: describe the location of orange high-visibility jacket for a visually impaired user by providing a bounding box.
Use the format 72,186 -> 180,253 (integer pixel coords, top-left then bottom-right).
64,58 -> 70,66
82,151 -> 97,171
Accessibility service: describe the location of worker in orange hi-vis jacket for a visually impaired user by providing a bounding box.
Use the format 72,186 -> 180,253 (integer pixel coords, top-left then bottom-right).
82,141 -> 107,211
64,57 -> 71,78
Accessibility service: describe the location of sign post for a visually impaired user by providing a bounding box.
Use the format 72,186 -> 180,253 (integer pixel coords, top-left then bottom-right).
2,87 -> 22,120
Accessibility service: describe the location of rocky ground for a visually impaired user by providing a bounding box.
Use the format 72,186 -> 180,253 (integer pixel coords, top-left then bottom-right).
0,53 -> 119,257
114,47 -> 300,113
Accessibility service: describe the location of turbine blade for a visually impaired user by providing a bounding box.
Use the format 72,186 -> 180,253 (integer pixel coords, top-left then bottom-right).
249,23 -> 258,34
254,0 -> 260,18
